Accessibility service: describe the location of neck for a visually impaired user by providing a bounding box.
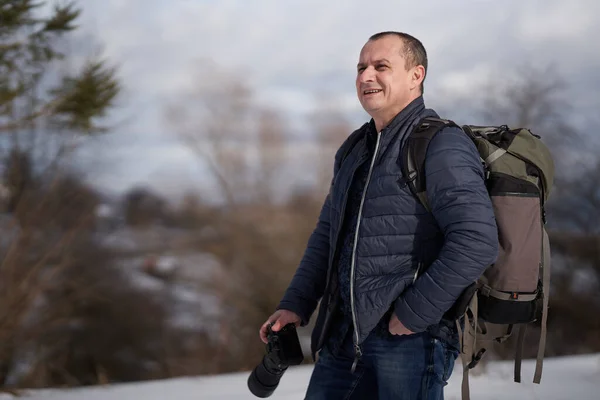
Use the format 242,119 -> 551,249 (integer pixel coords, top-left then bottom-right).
374,113 -> 398,132
373,94 -> 421,132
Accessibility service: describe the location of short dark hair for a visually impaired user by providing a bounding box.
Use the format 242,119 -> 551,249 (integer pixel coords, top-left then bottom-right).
368,31 -> 428,93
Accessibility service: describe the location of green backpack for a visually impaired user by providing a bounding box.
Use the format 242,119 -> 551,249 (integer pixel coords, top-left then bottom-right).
402,117 -> 555,400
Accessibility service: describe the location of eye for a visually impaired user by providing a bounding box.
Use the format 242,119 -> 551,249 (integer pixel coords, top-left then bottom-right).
376,64 -> 388,70
357,67 -> 365,73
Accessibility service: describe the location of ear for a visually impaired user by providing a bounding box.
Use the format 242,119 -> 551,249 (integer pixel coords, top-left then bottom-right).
410,65 -> 425,91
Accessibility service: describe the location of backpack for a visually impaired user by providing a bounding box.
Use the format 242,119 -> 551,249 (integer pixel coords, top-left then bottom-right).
402,117 -> 555,400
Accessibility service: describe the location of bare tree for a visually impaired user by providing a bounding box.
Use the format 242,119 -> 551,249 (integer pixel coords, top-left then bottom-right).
162,63 -> 336,372
164,61 -> 257,207
255,108 -> 288,204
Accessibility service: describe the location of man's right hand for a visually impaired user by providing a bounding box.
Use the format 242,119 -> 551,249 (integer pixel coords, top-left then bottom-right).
259,309 -> 302,344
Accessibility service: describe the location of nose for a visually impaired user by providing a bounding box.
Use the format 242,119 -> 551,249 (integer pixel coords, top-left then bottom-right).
358,66 -> 375,84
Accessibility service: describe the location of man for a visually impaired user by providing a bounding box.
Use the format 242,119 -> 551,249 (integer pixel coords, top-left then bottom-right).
259,32 -> 498,399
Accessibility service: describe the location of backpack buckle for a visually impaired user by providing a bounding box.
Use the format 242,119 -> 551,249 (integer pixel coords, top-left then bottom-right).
480,285 -> 491,297
416,122 -> 430,132
407,170 -> 417,182
467,349 -> 487,369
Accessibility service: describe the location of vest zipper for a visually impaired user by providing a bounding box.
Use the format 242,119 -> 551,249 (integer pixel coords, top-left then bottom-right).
413,261 -> 423,283
349,130 -> 382,373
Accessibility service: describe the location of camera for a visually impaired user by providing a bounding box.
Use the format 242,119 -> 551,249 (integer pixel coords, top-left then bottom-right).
247,323 -> 304,398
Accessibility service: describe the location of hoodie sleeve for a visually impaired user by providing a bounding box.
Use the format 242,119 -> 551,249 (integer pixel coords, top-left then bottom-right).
394,126 -> 499,333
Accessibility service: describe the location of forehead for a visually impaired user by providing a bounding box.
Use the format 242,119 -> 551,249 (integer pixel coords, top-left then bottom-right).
358,36 -> 405,63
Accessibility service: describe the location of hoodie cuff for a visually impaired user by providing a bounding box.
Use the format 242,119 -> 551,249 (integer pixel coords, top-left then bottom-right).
393,297 -> 430,333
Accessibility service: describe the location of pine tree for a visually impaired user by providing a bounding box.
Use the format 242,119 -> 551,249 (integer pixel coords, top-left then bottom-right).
0,0 -> 119,135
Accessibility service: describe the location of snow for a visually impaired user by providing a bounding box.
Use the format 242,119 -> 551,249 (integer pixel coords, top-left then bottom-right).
11,353 -> 600,399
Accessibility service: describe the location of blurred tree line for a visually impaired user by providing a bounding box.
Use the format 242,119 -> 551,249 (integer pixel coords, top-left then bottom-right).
0,0 -> 169,389
0,0 -> 597,392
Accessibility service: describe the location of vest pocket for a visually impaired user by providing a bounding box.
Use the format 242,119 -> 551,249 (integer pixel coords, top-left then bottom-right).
488,193 -> 541,293
478,191 -> 543,324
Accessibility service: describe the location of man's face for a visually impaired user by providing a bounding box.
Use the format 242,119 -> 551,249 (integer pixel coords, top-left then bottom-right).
355,36 -> 418,124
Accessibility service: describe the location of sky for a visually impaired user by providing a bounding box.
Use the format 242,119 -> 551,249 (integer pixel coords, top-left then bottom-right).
63,0 -> 600,201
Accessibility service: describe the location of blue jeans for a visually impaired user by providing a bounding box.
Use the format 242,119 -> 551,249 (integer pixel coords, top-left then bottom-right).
304,328 -> 459,400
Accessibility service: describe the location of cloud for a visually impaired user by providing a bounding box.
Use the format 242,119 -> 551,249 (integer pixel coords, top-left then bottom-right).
69,0 -> 600,198
77,0 -> 600,93
515,0 -> 599,42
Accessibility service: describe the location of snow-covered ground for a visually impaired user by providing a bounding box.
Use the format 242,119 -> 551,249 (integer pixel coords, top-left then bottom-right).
8,353 -> 600,399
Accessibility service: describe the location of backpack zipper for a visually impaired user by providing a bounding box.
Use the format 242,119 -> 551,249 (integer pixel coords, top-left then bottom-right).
349,130 -> 382,373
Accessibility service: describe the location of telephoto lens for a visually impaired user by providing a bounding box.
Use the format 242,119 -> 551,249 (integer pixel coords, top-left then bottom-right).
248,323 -> 304,398
247,347 -> 287,398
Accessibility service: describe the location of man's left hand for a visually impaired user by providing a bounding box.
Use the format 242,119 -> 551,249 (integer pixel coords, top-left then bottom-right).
389,312 -> 415,336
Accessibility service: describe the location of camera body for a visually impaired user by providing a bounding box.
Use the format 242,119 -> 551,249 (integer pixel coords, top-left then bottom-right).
266,323 -> 304,368
247,323 -> 304,398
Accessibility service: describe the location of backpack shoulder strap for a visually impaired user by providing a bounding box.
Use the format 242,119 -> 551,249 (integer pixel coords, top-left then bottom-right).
401,117 -> 460,211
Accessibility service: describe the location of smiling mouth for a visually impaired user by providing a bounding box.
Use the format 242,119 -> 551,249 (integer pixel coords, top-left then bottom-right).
363,89 -> 382,95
